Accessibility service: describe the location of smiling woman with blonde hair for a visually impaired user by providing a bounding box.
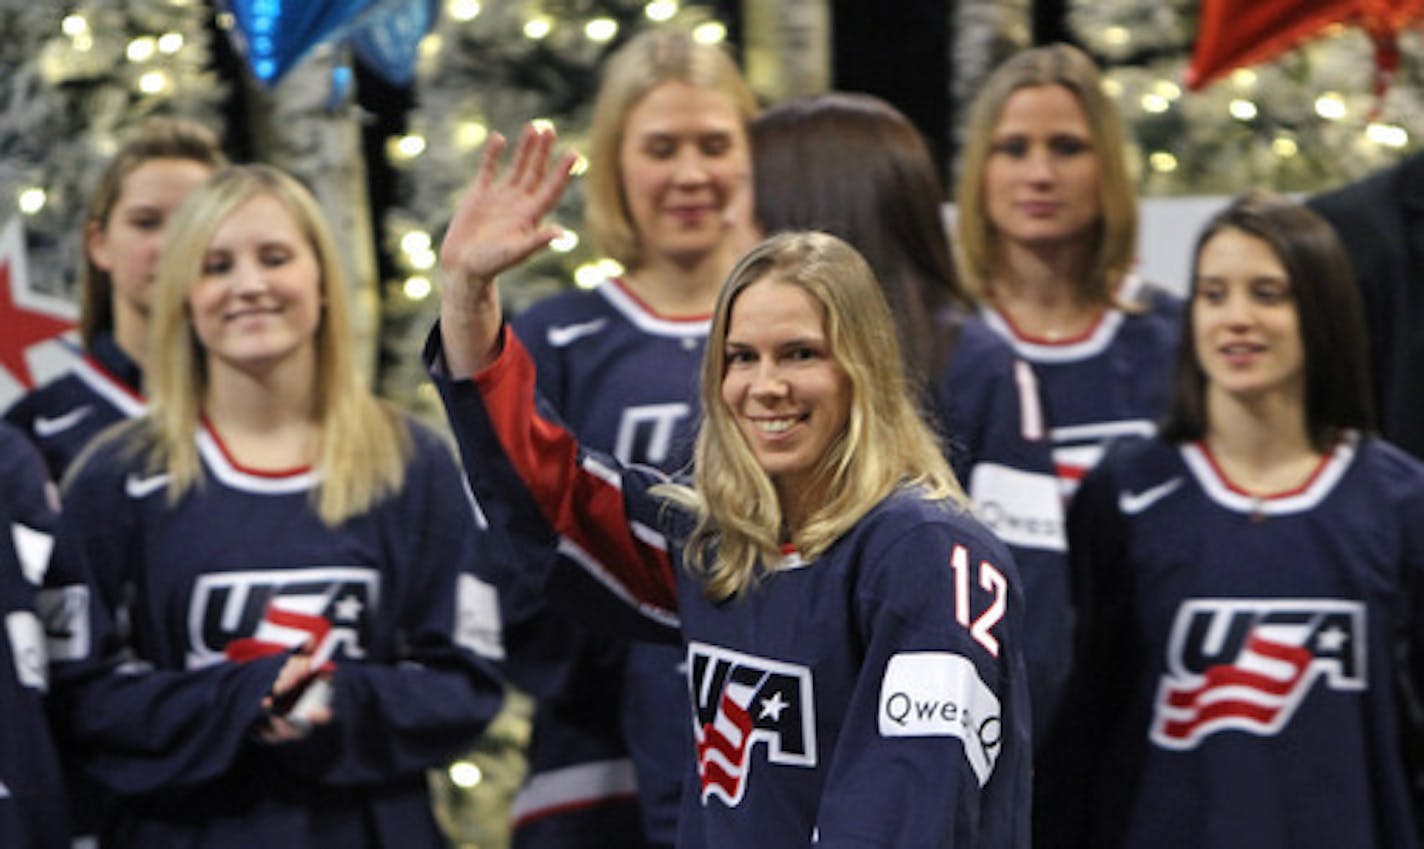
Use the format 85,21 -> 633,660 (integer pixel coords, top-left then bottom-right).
428,126 -> 1031,848
46,163 -> 506,848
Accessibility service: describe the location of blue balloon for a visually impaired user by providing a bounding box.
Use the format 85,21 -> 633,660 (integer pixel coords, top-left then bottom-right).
350,0 -> 440,87
220,0 -> 377,86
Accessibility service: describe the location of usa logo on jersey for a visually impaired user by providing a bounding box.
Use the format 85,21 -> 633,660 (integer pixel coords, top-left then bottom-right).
687,642 -> 816,807
1150,599 -> 1366,750
185,566 -> 380,670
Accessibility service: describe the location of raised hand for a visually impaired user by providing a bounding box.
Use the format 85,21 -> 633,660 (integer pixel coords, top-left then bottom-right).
440,124 -> 577,375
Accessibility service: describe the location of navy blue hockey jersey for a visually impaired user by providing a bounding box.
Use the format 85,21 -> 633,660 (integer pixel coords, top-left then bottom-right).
979,275 -> 1182,498
431,327 -> 1032,849
1040,433 -> 1424,849
44,418 -> 507,848
503,278 -> 706,847
0,426 -> 68,849
934,314 -> 1068,739
4,334 -> 145,482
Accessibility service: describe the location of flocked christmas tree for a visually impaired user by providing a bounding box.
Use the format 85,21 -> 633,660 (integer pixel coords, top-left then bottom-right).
1069,0 -> 1424,195
0,0 -> 225,301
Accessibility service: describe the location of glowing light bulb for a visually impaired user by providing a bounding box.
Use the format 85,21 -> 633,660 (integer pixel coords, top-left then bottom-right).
138,70 -> 171,94
692,21 -> 726,44
585,18 -> 617,42
403,275 -> 433,301
645,0 -> 678,22
1148,151 -> 1178,173
17,187 -> 46,215
449,761 -> 483,788
550,230 -> 579,253
127,36 -> 157,63
448,0 -> 482,22
1315,93 -> 1347,121
1228,98 -> 1257,120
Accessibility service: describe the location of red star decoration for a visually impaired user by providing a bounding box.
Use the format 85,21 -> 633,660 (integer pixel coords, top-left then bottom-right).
0,217 -> 77,391
1188,0 -> 1424,92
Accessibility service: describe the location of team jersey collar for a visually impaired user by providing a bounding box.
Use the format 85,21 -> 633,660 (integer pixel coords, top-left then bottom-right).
1179,430 -> 1359,517
90,332 -> 144,393
67,332 -> 146,416
598,277 -> 711,339
197,416 -> 320,494
981,272 -> 1145,363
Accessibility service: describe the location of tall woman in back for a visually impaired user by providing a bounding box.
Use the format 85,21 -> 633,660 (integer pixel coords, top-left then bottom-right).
492,29 -> 756,849
750,93 -> 1068,738
955,44 -> 1180,497
1039,191 -> 1424,849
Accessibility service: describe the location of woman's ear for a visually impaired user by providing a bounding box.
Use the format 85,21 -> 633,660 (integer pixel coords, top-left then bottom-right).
86,218 -> 114,272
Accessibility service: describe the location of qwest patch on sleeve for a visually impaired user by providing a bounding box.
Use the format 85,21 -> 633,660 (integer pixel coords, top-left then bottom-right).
6,610 -> 47,691
878,652 -> 1003,786
455,573 -> 505,660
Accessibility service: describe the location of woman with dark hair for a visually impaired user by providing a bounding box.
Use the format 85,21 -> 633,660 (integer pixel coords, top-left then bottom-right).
1038,190 -> 1424,849
954,44 -> 1181,498
750,92 -> 1068,739
4,116 -> 226,480
429,127 -> 1031,847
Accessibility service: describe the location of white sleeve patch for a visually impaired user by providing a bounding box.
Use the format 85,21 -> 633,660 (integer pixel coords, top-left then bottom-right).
6,610 -> 47,691
968,462 -> 1067,552
36,585 -> 89,662
11,523 -> 53,586
878,652 -> 1003,787
454,573 -> 505,660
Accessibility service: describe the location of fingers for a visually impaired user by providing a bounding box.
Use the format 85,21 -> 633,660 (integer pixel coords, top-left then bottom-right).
508,124 -> 542,190
477,131 -> 509,189
534,150 -> 580,215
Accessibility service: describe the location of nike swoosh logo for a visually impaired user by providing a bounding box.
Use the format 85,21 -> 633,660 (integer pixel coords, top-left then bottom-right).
33,405 -> 93,437
1118,477 -> 1183,515
546,318 -> 608,347
125,472 -> 170,499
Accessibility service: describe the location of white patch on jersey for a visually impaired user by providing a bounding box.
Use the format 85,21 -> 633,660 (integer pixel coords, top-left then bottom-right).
36,584 -> 90,662
545,318 -> 609,347
32,404 -> 92,437
1150,598 -> 1366,751
1012,360 -> 1045,441
614,402 -> 691,465
454,573 -> 505,660
1118,476 -> 1184,515
6,610 -> 48,691
12,522 -> 53,585
878,652 -> 1003,787
969,463 -> 1066,552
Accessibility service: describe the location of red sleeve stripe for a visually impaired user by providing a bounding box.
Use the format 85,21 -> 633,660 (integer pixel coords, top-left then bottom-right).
475,330 -> 680,614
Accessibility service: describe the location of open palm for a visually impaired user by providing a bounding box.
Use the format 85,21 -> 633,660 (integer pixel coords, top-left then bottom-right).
440,125 -> 578,288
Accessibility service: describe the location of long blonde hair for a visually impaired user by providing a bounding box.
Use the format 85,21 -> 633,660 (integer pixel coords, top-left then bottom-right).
585,28 -> 757,268
658,232 -> 965,601
954,43 -> 1137,306
141,164 -> 410,525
